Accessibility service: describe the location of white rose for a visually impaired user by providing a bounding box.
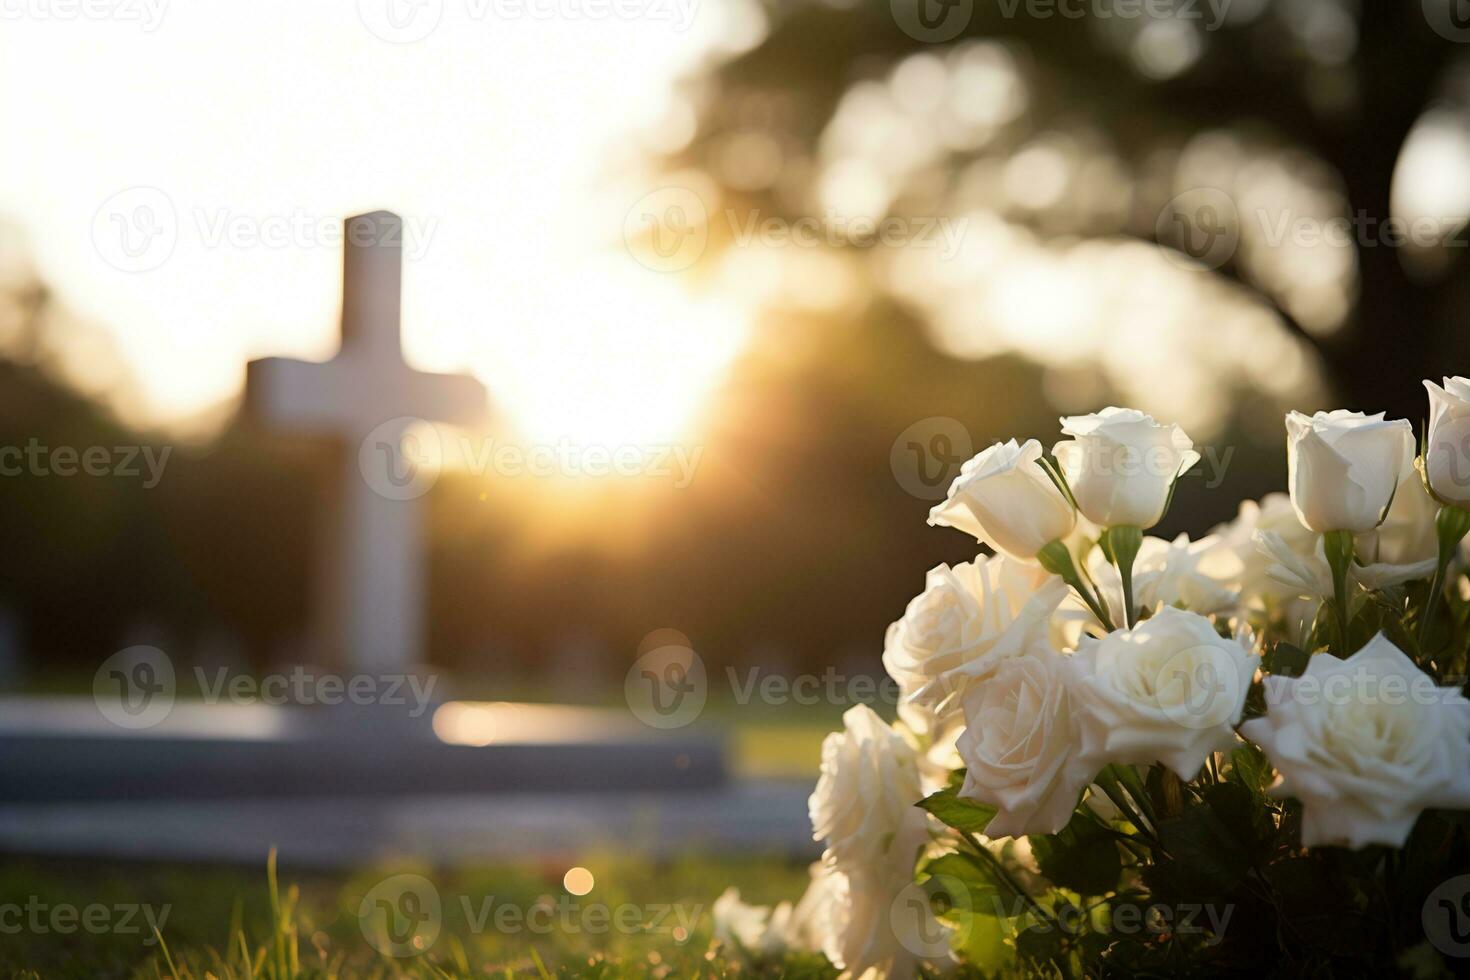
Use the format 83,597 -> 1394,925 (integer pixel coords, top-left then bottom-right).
1424,376 -> 1470,505
713,888 -> 792,961
928,438 -> 1076,559
1357,467 -> 1438,567
1241,634 -> 1470,849
805,862 -> 946,980
1285,409 -> 1413,533
1212,494 -> 1318,610
1071,607 -> 1256,779
784,862 -> 841,955
807,706 -> 949,979
1052,407 -> 1200,529
809,705 -> 929,874
1256,481 -> 1436,604
883,556 -> 1067,735
955,649 -> 1097,838
1085,533 -> 1239,618
1257,530 -> 1437,603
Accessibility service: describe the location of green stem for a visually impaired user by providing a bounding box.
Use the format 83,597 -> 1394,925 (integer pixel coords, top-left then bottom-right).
1113,764 -> 1159,827
1323,530 -> 1355,654
1037,539 -> 1115,631
962,832 -> 1058,929
1078,557 -> 1115,631
1099,827 -> 1153,861
1093,767 -> 1161,848
1419,505 -> 1470,650
1104,526 -> 1143,629
1421,564 -> 1447,650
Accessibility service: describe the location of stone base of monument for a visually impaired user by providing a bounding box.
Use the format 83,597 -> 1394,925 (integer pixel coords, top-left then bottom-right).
0,698 -> 724,802
0,781 -> 816,866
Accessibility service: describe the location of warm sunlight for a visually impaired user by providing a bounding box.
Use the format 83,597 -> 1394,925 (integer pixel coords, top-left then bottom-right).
476,259 -> 747,446
0,1 -> 762,445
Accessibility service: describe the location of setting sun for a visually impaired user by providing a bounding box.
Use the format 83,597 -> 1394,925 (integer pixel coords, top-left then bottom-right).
473,258 -> 747,446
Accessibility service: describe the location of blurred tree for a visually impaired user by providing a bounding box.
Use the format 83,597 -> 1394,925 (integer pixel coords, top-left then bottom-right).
0,273 -> 190,663
0,260 -> 317,674
661,0 -> 1470,421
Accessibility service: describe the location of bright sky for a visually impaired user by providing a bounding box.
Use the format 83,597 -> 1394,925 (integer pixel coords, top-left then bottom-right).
0,0 -> 760,444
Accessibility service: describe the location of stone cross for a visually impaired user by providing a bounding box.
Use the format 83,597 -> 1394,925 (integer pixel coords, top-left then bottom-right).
246,211 -> 486,672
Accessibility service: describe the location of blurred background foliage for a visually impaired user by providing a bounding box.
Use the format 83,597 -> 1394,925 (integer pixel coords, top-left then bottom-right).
4,0 -> 1470,686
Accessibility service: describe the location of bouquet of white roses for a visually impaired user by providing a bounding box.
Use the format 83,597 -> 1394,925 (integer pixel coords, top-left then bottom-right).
715,382 -> 1470,977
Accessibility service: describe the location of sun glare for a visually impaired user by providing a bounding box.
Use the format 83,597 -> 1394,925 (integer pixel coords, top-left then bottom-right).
0,3 -> 754,451
476,259 -> 747,447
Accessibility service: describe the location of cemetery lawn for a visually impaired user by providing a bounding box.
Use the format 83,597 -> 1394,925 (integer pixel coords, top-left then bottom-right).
0,851 -> 823,979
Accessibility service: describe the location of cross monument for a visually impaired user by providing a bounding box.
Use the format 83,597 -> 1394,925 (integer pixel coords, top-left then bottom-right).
246,211 -> 487,672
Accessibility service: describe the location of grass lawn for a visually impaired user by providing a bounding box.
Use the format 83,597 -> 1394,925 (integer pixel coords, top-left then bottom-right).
0,851 -> 827,979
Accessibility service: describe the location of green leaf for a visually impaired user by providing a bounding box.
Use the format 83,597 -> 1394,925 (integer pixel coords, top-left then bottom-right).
920,851 -> 1019,918
1264,856 -> 1378,955
948,908 -> 1013,969
1227,743 -> 1273,800
1028,810 -> 1122,897
917,786 -> 998,835
1305,602 -> 1335,653
1201,782 -> 1273,856
1145,765 -> 1186,820
1014,921 -> 1069,967
1264,641 -> 1310,678
1153,803 -> 1249,896
1348,597 -> 1387,653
